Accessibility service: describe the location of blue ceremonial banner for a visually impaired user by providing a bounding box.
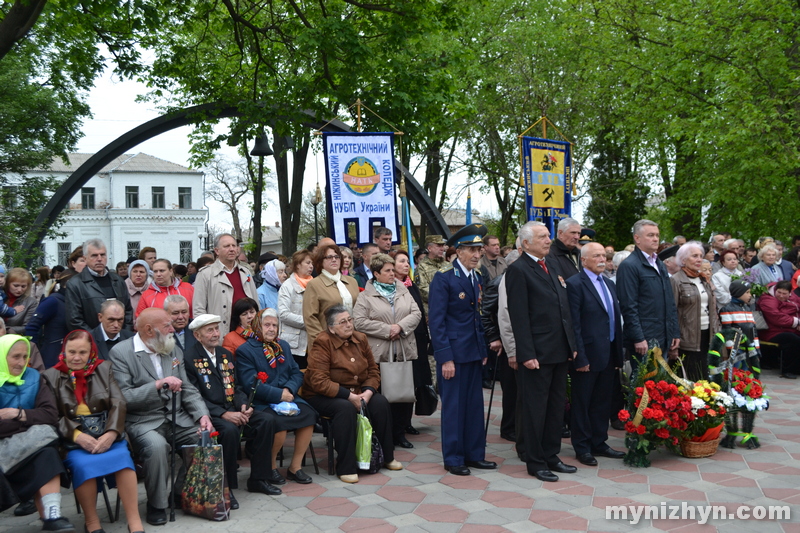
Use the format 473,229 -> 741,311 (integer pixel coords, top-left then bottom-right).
323,132 -> 400,246
521,136 -> 572,233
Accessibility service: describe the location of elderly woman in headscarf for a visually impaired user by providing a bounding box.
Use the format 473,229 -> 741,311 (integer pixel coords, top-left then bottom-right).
43,330 -> 144,533
236,308 -> 316,486
0,335 -> 75,531
257,259 -> 287,311
670,241 -> 720,381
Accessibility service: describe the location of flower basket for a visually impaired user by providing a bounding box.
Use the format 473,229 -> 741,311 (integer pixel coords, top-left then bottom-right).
680,435 -> 722,458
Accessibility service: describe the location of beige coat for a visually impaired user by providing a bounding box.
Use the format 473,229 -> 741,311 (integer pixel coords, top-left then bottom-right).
192,260 -> 257,336
278,274 -> 308,356
353,281 -> 421,363
496,275 -> 517,358
670,270 -> 720,352
302,273 -> 360,349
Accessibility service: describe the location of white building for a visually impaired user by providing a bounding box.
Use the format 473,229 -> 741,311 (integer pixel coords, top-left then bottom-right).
31,153 -> 208,267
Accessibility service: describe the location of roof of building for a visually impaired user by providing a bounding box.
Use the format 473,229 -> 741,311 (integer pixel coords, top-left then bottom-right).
409,204 -> 484,227
37,153 -> 200,174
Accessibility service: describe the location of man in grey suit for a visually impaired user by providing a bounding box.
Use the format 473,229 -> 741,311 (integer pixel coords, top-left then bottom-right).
109,307 -> 213,526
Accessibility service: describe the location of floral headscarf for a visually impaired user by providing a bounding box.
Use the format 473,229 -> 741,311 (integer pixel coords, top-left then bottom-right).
250,308 -> 285,369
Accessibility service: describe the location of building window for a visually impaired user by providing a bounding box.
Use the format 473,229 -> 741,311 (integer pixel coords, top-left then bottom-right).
151,187 -> 165,209
179,241 -> 193,263
127,241 -> 140,259
178,187 -> 192,209
2,186 -> 18,209
57,242 -> 72,265
81,188 -> 95,210
125,186 -> 139,208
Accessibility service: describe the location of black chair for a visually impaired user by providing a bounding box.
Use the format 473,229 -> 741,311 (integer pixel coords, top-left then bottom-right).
69,473 -> 120,523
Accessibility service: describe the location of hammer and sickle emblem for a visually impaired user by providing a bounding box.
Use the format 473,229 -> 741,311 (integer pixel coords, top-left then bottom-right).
543,188 -> 554,202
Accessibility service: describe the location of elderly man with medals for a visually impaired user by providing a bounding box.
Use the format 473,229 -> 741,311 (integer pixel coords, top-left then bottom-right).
428,224 -> 498,476
183,314 -> 281,506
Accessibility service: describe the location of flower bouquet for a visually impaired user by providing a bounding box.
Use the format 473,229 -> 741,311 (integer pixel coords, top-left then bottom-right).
731,269 -> 766,298
678,380 -> 732,457
720,368 -> 769,449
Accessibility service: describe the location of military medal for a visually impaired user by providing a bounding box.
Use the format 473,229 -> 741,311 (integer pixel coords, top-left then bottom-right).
558,275 -> 566,288
459,292 -> 466,299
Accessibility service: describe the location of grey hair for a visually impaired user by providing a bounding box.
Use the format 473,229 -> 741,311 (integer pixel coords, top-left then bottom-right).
757,243 -> 779,260
672,235 -> 685,244
675,241 -> 705,267
163,294 -> 189,310
325,304 -> 349,328
82,238 -> 106,255
259,307 -> 279,323
213,233 -> 236,249
505,249 -> 520,264
99,299 -> 125,314
557,217 -> 581,233
612,251 -> 631,268
632,219 -> 658,237
518,221 -> 546,246
723,238 -> 738,250
373,227 -> 392,240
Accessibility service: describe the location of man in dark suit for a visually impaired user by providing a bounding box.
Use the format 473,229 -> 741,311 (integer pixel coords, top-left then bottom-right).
506,221 -> 578,482
183,314 -> 281,504
616,219 -> 680,363
92,299 -> 133,360
352,243 -> 378,288
429,224 -> 497,476
565,242 -> 626,466
548,217 -> 582,279
164,294 -> 195,353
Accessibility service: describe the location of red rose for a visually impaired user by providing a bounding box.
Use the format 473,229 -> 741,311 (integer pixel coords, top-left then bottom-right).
618,410 -> 631,422
697,409 -> 706,417
636,425 -> 647,435
671,437 -> 679,445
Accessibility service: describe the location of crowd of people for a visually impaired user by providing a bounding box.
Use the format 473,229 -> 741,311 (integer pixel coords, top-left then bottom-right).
2,220 -> 799,532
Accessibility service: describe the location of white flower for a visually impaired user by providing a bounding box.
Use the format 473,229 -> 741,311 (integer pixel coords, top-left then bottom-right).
690,397 -> 707,413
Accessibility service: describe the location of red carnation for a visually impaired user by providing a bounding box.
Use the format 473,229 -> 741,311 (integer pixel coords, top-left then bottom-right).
697,409 -> 706,417
636,425 -> 646,435
618,410 -> 630,422
625,421 -> 637,433
654,428 -> 669,439
257,371 -> 268,383
671,437 -> 679,445
210,431 -> 219,438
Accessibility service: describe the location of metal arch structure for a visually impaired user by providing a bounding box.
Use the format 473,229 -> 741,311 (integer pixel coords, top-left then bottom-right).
23,102 -> 450,263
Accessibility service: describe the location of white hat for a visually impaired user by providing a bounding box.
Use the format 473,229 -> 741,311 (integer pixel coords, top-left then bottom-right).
189,314 -> 222,331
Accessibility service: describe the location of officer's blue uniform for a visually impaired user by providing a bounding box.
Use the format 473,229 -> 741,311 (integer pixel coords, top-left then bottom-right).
429,258 -> 487,467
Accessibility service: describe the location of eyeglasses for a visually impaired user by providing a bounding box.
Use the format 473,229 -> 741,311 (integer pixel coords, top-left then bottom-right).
324,255 -> 340,261
335,317 -> 354,326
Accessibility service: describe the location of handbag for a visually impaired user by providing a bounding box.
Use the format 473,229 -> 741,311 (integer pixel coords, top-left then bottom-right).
0,424 -> 59,474
76,411 -> 107,439
752,309 -> 768,331
181,437 -> 231,521
379,342 -> 416,403
414,384 -> 438,416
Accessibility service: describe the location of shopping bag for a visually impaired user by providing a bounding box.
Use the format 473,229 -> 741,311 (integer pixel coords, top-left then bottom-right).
355,403 -> 373,470
414,384 -> 438,416
380,343 -> 416,403
181,442 -> 231,521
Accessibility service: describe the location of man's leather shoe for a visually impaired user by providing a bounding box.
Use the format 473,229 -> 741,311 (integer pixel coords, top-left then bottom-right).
247,479 -> 282,496
500,432 -> 516,442
445,465 -> 471,476
577,453 -> 597,466
532,469 -> 558,482
466,460 -> 497,470
548,461 -> 577,473
593,447 -> 626,459
610,419 -> 626,431
482,379 -> 493,389
405,425 -> 420,435
14,499 -> 36,516
228,491 -> 239,510
146,503 -> 167,526
561,427 -> 571,438
394,437 -> 414,449
265,468 -> 286,485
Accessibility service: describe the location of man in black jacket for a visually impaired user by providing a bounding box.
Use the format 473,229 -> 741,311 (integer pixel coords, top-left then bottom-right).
65,239 -> 133,331
616,219 -> 680,363
548,218 -> 582,279
92,299 -> 134,360
184,314 -> 281,504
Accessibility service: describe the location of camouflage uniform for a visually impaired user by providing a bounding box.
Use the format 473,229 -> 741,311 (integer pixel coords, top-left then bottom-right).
415,257 -> 452,314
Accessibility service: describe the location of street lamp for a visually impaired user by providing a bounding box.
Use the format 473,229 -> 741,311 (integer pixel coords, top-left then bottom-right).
311,183 -> 322,244
198,231 -> 208,251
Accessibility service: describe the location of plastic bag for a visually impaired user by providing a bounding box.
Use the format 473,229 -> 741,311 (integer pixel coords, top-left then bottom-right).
355,404 -> 373,470
269,401 -> 300,416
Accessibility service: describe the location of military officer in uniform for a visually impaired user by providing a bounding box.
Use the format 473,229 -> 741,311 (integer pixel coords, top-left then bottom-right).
428,224 -> 497,476
414,234 -> 452,314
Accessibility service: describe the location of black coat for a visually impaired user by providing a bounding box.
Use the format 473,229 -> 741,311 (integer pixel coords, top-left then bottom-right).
480,274 -> 502,344
183,343 -> 248,418
505,252 -> 576,364
565,271 -> 623,370
91,324 -> 133,360
548,239 -> 581,279
64,268 -> 133,331
615,246 -> 679,351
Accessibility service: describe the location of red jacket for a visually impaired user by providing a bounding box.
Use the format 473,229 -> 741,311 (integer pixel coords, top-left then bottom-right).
756,285 -> 800,342
136,279 -> 194,317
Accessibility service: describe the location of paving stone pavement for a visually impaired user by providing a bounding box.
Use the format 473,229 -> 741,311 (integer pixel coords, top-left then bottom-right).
2,368 -> 798,532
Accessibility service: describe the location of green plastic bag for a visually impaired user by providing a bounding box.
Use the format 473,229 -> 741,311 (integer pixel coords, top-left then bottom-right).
356,404 -> 373,470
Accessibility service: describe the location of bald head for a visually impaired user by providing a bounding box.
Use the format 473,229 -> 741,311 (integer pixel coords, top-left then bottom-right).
580,242 -> 607,275
137,308 -> 176,355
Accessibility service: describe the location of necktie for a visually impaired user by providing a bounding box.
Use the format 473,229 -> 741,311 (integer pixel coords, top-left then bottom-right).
598,276 -> 615,342
538,259 -> 549,274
